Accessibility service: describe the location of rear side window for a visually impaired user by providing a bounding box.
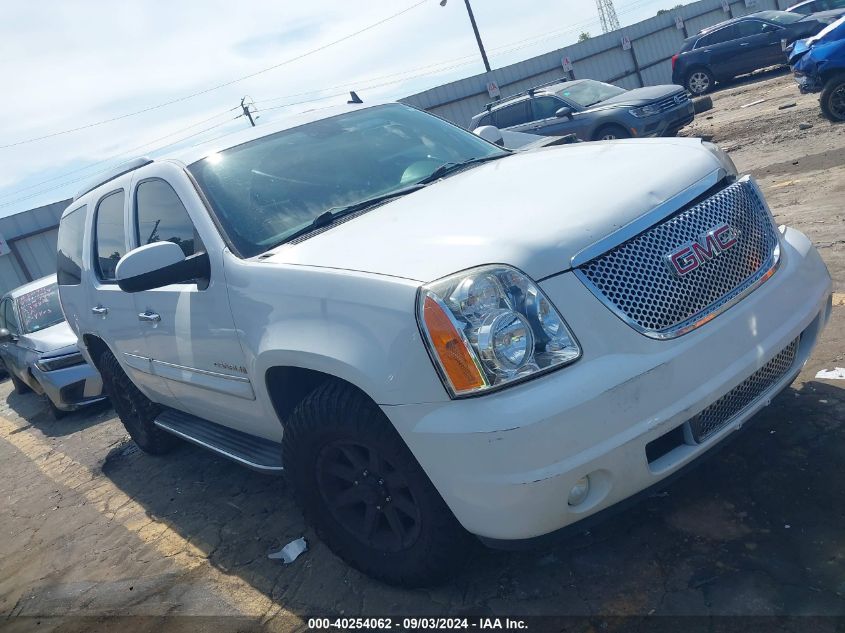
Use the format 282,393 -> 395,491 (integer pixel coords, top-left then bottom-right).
135,179 -> 202,257
94,191 -> 126,282
494,102 -> 530,128
697,25 -> 739,47
56,205 -> 87,286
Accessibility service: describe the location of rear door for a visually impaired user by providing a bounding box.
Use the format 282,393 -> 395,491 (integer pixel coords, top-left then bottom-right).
125,162 -> 263,435
695,24 -> 743,79
491,100 -> 533,132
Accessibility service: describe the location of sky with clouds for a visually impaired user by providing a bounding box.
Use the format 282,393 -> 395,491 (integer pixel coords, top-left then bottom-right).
0,0 -> 681,218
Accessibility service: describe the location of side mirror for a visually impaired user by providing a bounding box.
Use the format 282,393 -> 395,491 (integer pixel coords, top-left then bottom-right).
0,328 -> 12,343
473,125 -> 505,146
116,241 -> 210,293
555,106 -> 574,119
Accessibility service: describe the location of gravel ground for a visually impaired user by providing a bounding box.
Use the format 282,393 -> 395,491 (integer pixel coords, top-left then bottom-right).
0,71 -> 843,633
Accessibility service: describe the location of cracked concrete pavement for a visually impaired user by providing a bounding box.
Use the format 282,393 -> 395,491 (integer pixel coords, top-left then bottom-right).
0,72 -> 844,631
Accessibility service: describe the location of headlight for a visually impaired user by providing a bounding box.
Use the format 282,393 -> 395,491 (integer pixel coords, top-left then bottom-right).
701,140 -> 738,180
35,352 -> 85,372
629,104 -> 662,118
417,265 -> 581,397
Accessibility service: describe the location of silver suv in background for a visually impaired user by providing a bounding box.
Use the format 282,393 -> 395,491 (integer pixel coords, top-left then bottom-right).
468,78 -> 695,141
0,275 -> 106,417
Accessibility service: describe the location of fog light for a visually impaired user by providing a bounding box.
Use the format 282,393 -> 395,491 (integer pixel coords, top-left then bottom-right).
568,476 -> 590,506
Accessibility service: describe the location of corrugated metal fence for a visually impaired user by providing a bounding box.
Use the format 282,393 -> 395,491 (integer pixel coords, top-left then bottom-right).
402,0 -> 792,127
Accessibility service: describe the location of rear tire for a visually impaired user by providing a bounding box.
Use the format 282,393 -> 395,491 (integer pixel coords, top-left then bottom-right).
282,380 -> 473,587
685,67 -> 714,96
820,73 -> 845,122
593,124 -> 631,141
98,350 -> 177,455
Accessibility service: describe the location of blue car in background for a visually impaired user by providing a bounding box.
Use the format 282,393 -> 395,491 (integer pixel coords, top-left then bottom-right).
790,16 -> 845,120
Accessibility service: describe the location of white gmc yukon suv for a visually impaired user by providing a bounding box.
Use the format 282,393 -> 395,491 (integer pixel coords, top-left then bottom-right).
58,103 -> 832,586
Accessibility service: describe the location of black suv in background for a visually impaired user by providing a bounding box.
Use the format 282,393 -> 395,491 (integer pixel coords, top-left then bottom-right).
672,10 -> 833,94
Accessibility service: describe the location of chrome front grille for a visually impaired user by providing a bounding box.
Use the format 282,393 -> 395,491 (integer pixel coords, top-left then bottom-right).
655,92 -> 689,112
575,177 -> 780,338
689,337 -> 799,442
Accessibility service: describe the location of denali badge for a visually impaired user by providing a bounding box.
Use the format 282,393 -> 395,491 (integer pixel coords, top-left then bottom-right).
665,223 -> 739,278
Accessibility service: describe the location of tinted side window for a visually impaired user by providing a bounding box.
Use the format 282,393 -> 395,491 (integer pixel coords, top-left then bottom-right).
0,299 -> 7,329
792,3 -> 813,13
532,97 -> 564,120
57,205 -> 87,286
698,25 -> 739,46
475,114 -> 493,128
494,102 -> 530,128
135,179 -> 202,257
736,21 -> 774,37
94,191 -> 126,282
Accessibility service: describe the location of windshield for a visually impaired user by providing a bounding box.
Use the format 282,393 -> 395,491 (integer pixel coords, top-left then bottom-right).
554,80 -> 626,107
810,15 -> 845,42
17,283 -> 65,334
188,104 -> 506,257
755,10 -> 804,24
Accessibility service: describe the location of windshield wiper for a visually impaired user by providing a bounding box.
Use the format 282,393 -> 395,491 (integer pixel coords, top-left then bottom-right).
414,154 -> 509,185
270,184 -> 426,248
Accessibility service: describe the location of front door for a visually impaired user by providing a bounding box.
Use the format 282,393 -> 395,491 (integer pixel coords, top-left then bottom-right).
125,164 -> 262,435
528,96 -> 590,138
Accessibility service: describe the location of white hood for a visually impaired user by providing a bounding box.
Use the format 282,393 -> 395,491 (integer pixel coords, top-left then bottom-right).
261,137 -> 723,282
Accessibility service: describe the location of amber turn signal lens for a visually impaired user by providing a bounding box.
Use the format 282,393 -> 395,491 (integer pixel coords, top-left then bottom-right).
422,295 -> 486,393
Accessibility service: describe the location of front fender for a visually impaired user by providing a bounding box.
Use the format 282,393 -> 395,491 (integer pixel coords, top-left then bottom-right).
224,254 -> 449,407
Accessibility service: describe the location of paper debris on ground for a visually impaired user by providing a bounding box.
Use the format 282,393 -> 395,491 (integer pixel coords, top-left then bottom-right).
816,367 -> 845,380
269,537 -> 308,563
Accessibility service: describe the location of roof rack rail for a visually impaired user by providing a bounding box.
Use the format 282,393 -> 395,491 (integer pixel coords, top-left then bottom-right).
483,77 -> 569,111
73,157 -> 153,201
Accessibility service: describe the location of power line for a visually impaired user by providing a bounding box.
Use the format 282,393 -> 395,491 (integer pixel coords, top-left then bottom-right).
0,0 -> 426,150
0,117 -> 239,209
0,107 -> 240,202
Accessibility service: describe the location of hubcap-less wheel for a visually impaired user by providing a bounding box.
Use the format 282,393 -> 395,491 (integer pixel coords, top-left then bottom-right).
688,71 -> 710,95
601,132 -> 618,140
829,84 -> 845,121
317,440 -> 421,552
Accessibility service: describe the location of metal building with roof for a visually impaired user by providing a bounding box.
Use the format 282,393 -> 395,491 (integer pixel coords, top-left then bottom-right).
0,198 -> 70,296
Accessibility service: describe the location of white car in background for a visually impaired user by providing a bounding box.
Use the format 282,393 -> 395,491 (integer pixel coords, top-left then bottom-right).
59,103 -> 831,586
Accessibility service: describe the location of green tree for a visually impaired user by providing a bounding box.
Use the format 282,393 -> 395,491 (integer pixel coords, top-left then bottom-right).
578,31 -> 591,42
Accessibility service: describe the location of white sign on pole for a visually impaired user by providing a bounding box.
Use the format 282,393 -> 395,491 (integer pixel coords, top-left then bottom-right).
0,234 -> 9,257
621,35 -> 632,50
721,0 -> 731,12
486,81 -> 500,99
675,15 -> 685,30
561,56 -> 573,72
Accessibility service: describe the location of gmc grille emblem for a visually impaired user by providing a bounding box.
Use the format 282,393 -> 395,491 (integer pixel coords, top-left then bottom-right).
665,223 -> 740,278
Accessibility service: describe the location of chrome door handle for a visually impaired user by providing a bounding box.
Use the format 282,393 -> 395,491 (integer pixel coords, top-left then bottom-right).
138,311 -> 161,323
91,306 -> 108,316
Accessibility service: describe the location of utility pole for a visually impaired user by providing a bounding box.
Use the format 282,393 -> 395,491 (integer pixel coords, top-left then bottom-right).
240,97 -> 256,127
440,0 -> 491,73
596,0 -> 621,33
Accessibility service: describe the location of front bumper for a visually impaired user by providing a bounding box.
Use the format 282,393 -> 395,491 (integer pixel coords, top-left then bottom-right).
31,361 -> 106,412
635,102 -> 696,137
794,72 -> 822,94
384,226 -> 831,541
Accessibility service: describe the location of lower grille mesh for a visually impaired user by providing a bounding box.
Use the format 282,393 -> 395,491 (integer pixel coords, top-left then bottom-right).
690,338 -> 799,442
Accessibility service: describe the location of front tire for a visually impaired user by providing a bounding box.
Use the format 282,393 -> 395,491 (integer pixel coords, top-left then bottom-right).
820,73 -> 845,122
686,67 -> 714,96
10,372 -> 31,395
98,350 -> 177,455
593,124 -> 631,141
282,380 -> 473,587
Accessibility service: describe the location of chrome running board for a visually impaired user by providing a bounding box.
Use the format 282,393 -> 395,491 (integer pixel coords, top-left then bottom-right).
154,409 -> 283,473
